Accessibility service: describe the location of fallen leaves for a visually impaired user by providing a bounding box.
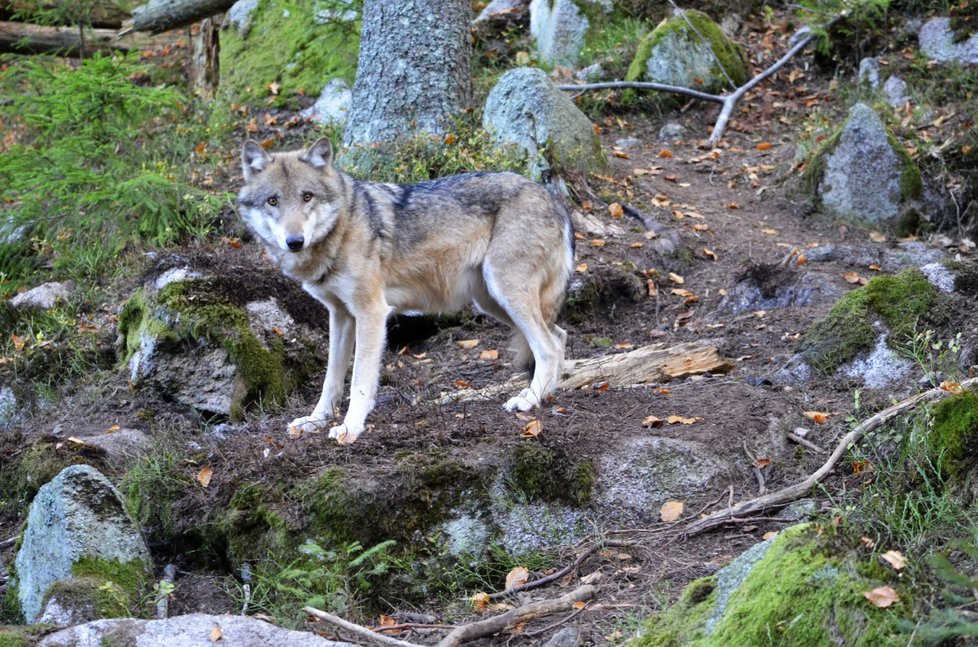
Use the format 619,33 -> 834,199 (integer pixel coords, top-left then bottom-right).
521,419 -> 542,438
479,349 -> 499,361
660,500 -> 684,523
864,585 -> 900,608
471,592 -> 490,611
940,380 -> 963,394
457,339 -> 480,350
803,411 -> 832,424
880,550 -> 906,571
196,466 -> 214,488
608,202 -> 624,219
505,566 -> 529,590
843,271 -> 868,286
209,625 -> 223,642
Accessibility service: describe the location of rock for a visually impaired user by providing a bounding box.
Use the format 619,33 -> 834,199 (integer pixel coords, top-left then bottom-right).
838,333 -> 914,389
857,57 -> 880,89
615,136 -> 643,151
13,465 -> 151,624
82,428 -> 153,464
225,0 -> 258,35
626,9 -> 749,94
9,281 -> 72,311
817,103 -> 922,230
919,17 -> 978,64
704,537 -> 776,633
117,254 -> 329,418
574,62 -> 604,82
313,0 -> 357,23
0,385 -> 20,431
483,67 -> 607,178
658,122 -> 686,142
882,240 -> 946,270
37,613 -> 355,647
921,262 -> 956,293
529,0 -> 590,67
883,75 -> 910,107
595,436 -> 727,523
473,0 -> 531,40
301,78 -> 352,125
543,626 -> 581,647
715,265 -> 845,316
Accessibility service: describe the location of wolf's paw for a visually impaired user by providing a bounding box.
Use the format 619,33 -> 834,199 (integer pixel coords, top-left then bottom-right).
287,415 -> 329,438
503,389 -> 538,412
328,422 -> 364,445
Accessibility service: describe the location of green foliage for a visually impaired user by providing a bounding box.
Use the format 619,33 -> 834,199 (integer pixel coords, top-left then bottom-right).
796,0 -> 892,64
247,539 -> 395,627
0,54 -> 227,296
122,450 -> 194,538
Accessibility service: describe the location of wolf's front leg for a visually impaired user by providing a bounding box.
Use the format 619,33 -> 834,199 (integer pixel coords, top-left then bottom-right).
329,302 -> 387,444
288,304 -> 355,437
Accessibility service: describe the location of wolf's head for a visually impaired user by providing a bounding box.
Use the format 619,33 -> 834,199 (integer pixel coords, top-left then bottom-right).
237,138 -> 343,254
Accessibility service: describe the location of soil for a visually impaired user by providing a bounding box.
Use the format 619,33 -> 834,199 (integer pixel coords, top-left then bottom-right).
1,18 -> 974,647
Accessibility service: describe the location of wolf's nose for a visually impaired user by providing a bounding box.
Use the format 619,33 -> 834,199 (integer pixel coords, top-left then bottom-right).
286,235 -> 304,251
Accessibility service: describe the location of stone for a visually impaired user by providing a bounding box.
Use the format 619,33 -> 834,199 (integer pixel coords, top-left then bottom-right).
226,0 -> 259,35
857,57 -> 880,89
473,0 -> 531,40
658,122 -> 686,142
313,0 -> 357,23
9,281 -> 72,311
921,262 -> 956,293
715,269 -> 845,316
301,78 -> 352,125
626,9 -> 749,94
483,67 -> 607,178
82,428 -> 153,464
919,17 -> 978,64
13,465 -> 151,624
883,75 -> 910,107
37,613 -> 356,647
529,0 -> 590,67
0,385 -> 20,431
705,538 -> 775,633
818,103 -> 922,228
543,626 -> 581,647
575,62 -> 604,82
839,333 -> 914,389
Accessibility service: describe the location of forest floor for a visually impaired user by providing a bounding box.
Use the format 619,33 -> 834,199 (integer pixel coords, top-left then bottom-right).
1,19 -> 972,646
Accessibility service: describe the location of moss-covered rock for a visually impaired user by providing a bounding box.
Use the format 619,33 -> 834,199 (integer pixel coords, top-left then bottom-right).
626,10 -> 748,94
632,525 -> 907,646
799,268 -> 940,374
929,389 -> 978,481
219,0 -> 361,107
509,444 -> 595,506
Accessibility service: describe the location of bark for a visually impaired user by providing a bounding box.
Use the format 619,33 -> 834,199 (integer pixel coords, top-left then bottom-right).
0,0 -> 129,28
190,16 -> 219,100
0,20 -> 130,56
121,0 -> 232,35
343,0 -> 472,146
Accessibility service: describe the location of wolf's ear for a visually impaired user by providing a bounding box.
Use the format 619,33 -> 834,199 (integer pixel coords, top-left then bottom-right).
241,140 -> 272,181
301,138 -> 333,169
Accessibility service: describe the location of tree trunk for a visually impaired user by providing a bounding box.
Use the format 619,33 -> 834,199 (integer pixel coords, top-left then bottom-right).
122,0 -> 232,35
343,0 -> 472,146
0,20 -> 130,56
191,16 -> 219,100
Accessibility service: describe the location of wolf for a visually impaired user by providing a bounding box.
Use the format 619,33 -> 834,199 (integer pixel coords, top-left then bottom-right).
237,138 -> 573,444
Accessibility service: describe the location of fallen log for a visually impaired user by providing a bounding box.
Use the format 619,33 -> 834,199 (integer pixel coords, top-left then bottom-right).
120,0 -> 233,35
0,20 -> 130,56
440,341 -> 735,405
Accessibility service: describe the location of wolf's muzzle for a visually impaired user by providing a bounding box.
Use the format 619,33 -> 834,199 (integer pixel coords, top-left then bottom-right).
286,235 -> 305,252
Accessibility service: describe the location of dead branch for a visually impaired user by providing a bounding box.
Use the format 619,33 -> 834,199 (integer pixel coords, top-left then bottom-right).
682,378 -> 978,537
787,431 -> 826,454
488,539 -> 636,600
556,28 -> 816,146
120,0 -> 233,36
437,585 -> 596,647
0,535 -> 16,550
302,606 -> 424,647
0,20 -> 130,56
154,564 -> 177,619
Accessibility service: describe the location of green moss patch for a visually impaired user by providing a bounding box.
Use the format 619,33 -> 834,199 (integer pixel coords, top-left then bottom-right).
509,444 -> 595,506
800,269 -> 940,373
633,526 -> 906,646
219,0 -> 361,107
929,390 -> 978,481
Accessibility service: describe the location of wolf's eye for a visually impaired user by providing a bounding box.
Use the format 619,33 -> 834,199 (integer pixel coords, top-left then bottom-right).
267,196 -> 278,207
302,192 -> 314,203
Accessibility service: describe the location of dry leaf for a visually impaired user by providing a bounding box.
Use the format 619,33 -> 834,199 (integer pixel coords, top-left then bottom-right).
869,231 -> 887,243
480,349 -> 499,361
572,601 -> 587,610
756,142 -> 774,151
457,339 -> 480,350
728,202 -> 741,209
268,81 -> 280,95
591,239 -> 606,248
106,424 -> 120,433
667,415 -> 701,425
939,381 -> 963,394
608,202 -> 624,219
505,566 -> 530,590
444,133 -> 456,145
670,289 -> 694,297
454,379 -> 471,389
378,614 -> 397,627
646,279 -> 658,298
851,460 -> 874,475
521,419 -> 542,438
762,531 -> 779,540
658,149 -> 673,158
668,272 -> 685,285
861,536 -> 876,549
864,586 -> 900,608
472,592 -> 490,611
629,242 -> 645,249
660,500 -> 684,523
881,550 -> 906,571
703,248 -> 718,261
10,334 -> 24,352
796,254 -> 807,266
761,227 -> 778,235
576,262 -> 589,273
843,271 -> 863,284
209,625 -> 223,642
803,411 -> 831,423
642,415 -> 663,427
197,466 -> 214,488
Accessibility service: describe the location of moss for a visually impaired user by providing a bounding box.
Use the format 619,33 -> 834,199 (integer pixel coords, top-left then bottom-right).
0,626 -> 44,647
42,577 -> 132,620
929,390 -> 978,481
633,526 -> 906,646
222,482 -> 293,564
800,269 -> 940,373
509,444 -> 595,506
219,0 -> 360,107
71,557 -> 150,597
625,10 -> 748,92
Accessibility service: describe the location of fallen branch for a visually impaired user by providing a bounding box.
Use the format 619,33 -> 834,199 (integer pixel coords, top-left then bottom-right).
0,20 -> 130,56
556,28 -> 816,146
437,585 -> 596,647
683,378 -> 978,537
0,535 -> 16,550
302,606 -> 423,647
154,564 -> 177,619
120,0 -> 233,36
787,431 -> 826,454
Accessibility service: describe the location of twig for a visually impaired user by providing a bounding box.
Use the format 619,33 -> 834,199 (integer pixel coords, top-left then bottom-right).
683,378 -> 978,537
375,623 -> 456,633
787,432 -> 827,454
487,540 -> 635,600
0,536 -> 17,550
154,564 -> 177,620
302,607 -> 424,647
555,80 -> 723,104
743,442 -> 767,496
437,585 -> 596,647
522,602 -> 590,638
240,562 -> 252,616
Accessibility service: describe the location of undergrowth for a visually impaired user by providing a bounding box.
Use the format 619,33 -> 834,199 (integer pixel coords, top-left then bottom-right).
0,53 -> 228,298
